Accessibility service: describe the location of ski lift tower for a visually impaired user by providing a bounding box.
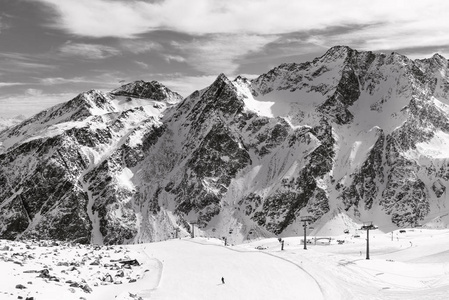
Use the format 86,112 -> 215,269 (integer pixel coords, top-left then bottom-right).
360,222 -> 378,260
300,215 -> 313,250
190,221 -> 197,238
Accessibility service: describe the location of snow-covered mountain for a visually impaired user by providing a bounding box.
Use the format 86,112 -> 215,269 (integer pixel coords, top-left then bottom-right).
0,81 -> 183,244
2,46 -> 449,245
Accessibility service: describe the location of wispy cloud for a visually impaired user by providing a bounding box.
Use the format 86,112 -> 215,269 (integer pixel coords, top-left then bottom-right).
32,0 -> 449,74
120,40 -> 162,54
38,73 -> 128,90
32,0 -> 157,38
0,52 -> 56,73
0,92 -> 76,118
39,76 -> 91,85
33,0 -> 449,40
134,61 -> 150,69
59,42 -> 121,59
0,15 -> 12,34
25,88 -> 43,96
0,82 -> 27,87
173,34 -> 277,74
164,55 -> 185,63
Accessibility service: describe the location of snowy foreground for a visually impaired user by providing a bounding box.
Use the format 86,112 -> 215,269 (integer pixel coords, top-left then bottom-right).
2,229 -> 449,299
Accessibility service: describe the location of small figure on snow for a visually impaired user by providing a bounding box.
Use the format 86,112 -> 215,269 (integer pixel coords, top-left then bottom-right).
221,277 -> 225,284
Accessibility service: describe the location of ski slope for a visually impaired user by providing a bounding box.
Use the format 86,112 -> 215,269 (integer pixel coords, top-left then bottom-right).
2,228 -> 449,299
142,239 -> 323,300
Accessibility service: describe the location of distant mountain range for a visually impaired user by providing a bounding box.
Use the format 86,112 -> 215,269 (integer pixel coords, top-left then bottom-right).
0,115 -> 26,132
1,46 -> 449,245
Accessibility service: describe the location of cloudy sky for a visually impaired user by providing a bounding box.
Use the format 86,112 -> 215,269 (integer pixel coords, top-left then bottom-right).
1,0 -> 448,118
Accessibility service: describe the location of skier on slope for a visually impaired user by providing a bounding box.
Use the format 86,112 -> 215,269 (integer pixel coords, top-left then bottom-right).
222,277 -> 225,284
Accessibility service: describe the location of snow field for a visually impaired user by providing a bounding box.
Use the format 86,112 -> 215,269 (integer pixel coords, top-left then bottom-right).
144,238 -> 323,300
3,228 -> 449,299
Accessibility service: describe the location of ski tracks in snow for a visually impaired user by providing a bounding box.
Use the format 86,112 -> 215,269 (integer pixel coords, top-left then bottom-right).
184,239 -> 328,300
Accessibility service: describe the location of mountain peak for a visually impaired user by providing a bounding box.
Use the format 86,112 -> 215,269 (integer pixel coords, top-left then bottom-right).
415,52 -> 448,71
431,52 -> 448,67
203,73 -> 234,94
214,73 -> 231,84
432,52 -> 446,60
111,80 -> 183,103
321,45 -> 354,61
328,45 -> 353,53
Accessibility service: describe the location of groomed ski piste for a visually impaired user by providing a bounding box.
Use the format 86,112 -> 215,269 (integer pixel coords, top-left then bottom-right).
2,226 -> 449,299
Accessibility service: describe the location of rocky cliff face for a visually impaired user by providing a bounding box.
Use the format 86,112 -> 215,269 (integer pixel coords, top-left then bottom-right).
2,46 -> 449,244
